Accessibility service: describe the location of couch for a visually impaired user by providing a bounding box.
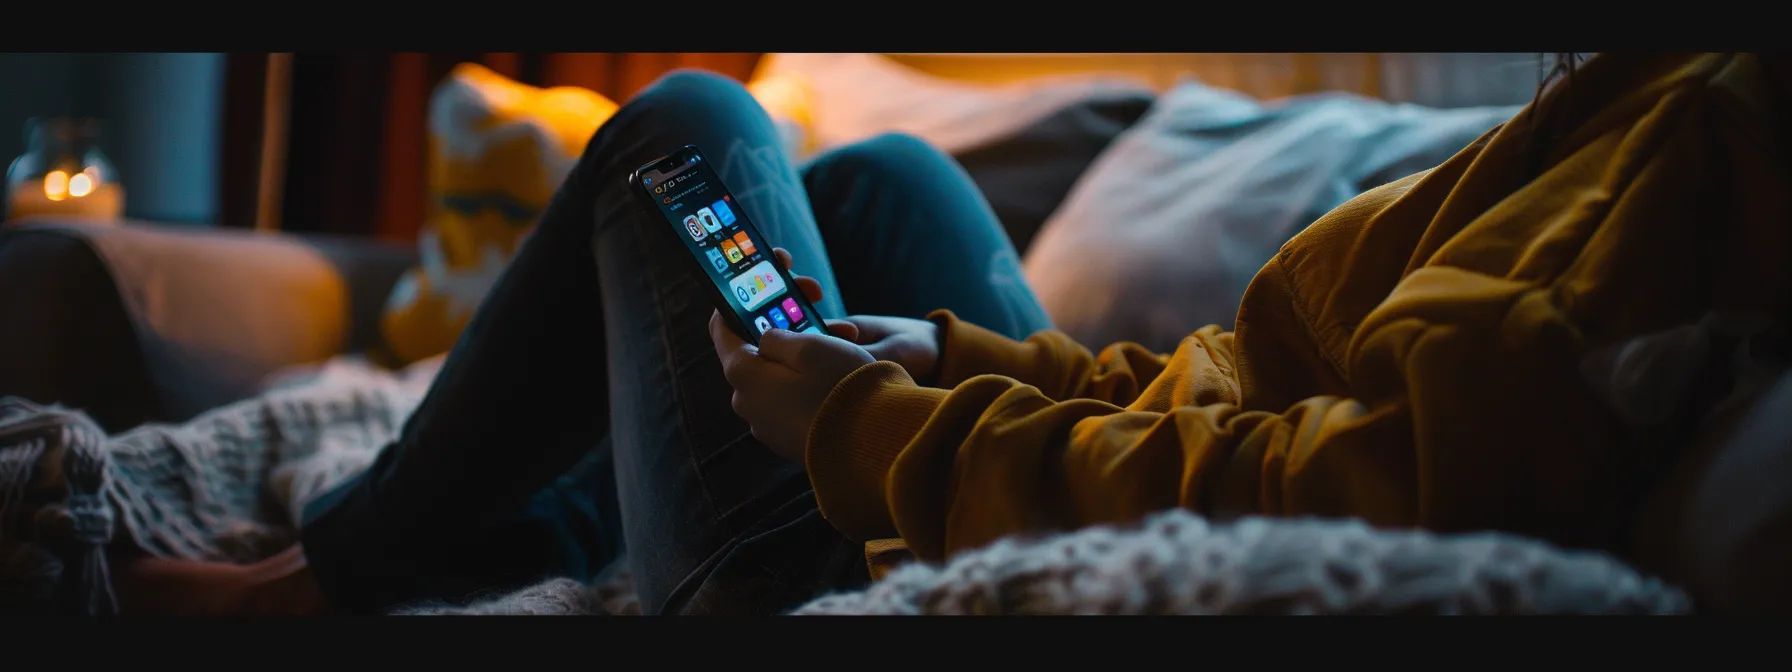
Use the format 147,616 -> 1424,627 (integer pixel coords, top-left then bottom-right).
1,217 -> 1787,615
0,218 -> 415,434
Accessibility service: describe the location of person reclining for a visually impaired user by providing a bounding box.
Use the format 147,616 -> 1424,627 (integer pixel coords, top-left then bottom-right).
113,52 -> 1792,615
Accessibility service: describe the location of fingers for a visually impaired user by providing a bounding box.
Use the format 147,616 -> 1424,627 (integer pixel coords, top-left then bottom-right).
774,247 -> 827,305
794,276 -> 825,304
709,310 -> 756,375
759,328 -> 875,376
839,315 -> 892,342
823,318 -> 860,343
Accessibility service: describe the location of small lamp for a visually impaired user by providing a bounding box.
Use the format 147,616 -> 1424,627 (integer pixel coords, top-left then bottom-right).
4,117 -> 126,223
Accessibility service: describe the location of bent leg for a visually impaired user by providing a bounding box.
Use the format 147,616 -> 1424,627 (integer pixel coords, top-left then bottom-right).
298,70 -> 852,614
803,133 -> 1053,340
583,72 -> 868,615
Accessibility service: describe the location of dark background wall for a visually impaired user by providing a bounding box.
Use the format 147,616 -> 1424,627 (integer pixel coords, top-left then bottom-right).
0,53 -> 223,225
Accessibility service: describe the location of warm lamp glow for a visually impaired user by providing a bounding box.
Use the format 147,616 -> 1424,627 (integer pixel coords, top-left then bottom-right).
67,172 -> 93,197
43,170 -> 68,201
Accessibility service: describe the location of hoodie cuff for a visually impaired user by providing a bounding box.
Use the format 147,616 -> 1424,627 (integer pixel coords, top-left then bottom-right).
805,361 -> 947,541
928,309 -> 1043,389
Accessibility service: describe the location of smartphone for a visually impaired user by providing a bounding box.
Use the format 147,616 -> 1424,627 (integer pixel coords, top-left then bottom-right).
629,145 -> 830,345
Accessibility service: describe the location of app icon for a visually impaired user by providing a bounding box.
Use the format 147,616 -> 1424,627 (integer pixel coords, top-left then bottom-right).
712,200 -> 736,226
781,297 -> 803,322
727,260 -> 788,311
682,215 -> 703,240
754,316 -> 772,334
732,231 -> 757,257
704,247 -> 727,272
768,306 -> 790,329
697,207 -> 722,233
801,325 -> 825,335
719,239 -> 743,263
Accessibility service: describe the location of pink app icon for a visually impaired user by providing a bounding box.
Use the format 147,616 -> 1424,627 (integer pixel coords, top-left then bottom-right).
781,297 -> 803,322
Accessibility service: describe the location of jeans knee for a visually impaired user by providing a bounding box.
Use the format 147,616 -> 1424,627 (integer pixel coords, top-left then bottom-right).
807,132 -> 954,192
821,132 -> 947,173
629,69 -> 757,118
569,69 -> 760,184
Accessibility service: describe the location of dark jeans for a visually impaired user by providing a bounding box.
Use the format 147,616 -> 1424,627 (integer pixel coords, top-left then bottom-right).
299,71 -> 1053,615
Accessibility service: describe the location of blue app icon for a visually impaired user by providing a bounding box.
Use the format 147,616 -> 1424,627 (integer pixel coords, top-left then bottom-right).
704,246 -> 727,272
712,200 -> 736,226
768,306 -> 790,329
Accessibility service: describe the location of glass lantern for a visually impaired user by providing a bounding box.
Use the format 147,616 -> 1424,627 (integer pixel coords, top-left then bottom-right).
4,117 -> 126,222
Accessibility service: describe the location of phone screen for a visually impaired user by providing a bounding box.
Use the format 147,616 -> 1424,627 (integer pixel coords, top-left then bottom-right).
637,146 -> 827,342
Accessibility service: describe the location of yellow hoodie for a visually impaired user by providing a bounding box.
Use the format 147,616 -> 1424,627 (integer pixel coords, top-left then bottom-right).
804,53 -> 1792,569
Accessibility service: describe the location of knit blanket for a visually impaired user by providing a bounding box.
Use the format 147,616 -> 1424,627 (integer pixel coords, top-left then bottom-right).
0,356 -> 1691,616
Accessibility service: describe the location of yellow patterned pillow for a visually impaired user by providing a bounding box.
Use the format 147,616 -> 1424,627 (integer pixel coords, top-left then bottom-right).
378,65 -> 817,366
746,72 -> 818,160
378,63 -> 618,365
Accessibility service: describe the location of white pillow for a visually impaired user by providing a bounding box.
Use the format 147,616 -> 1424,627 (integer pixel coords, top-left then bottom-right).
1023,81 -> 1521,352
754,53 -> 1153,158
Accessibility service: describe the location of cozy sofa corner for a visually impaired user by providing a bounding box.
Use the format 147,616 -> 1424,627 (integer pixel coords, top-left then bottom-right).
2,217 -> 1788,615
0,218 -> 415,434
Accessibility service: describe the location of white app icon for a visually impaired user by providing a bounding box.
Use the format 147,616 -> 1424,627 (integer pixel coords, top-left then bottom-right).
726,260 -> 788,311
754,316 -> 773,334
697,207 -> 722,233
683,215 -> 704,241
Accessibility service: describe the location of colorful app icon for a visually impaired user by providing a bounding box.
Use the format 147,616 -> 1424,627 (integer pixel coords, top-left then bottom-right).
781,297 -> 803,322
732,231 -> 757,257
682,215 -> 703,240
768,306 -> 790,329
719,239 -> 743,263
753,316 -> 772,334
697,207 -> 722,233
712,200 -> 736,226
704,247 -> 727,272
727,260 -> 787,311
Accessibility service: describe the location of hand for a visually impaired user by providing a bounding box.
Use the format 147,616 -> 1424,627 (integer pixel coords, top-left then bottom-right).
711,247 -> 875,462
733,250 -> 940,380
822,315 -> 941,386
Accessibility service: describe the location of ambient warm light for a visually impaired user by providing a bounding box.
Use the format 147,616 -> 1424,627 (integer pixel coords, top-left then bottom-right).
43,170 -> 69,201
68,172 -> 94,197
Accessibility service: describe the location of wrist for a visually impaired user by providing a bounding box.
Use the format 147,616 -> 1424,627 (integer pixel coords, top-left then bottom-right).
918,321 -> 944,387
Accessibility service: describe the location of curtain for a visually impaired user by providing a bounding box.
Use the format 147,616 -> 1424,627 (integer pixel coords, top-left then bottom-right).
218,53 -> 762,241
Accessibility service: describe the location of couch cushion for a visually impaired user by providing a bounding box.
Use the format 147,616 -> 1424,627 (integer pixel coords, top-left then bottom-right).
0,227 -> 160,431
0,220 -> 415,428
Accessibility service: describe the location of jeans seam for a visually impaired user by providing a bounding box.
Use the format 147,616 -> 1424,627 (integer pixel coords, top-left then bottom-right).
638,221 -> 726,528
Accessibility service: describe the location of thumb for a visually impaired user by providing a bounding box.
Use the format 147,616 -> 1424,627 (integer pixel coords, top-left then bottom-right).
756,328 -> 811,369
823,319 -> 860,343
759,327 -> 872,375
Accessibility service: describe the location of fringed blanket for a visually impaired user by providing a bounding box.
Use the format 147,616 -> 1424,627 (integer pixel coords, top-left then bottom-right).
0,356 -> 1691,616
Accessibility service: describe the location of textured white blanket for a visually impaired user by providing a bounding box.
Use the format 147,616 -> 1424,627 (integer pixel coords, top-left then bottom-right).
0,356 -> 1691,615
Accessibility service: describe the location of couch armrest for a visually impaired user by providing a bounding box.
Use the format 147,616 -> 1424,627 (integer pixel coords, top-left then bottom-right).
0,218 -> 416,431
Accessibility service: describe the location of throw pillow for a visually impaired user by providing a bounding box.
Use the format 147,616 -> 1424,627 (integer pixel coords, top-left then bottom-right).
378,64 -> 618,365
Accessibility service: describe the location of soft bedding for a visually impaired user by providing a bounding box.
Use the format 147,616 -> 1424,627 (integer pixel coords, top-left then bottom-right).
1,355 -> 1687,615
1023,81 -> 1525,352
